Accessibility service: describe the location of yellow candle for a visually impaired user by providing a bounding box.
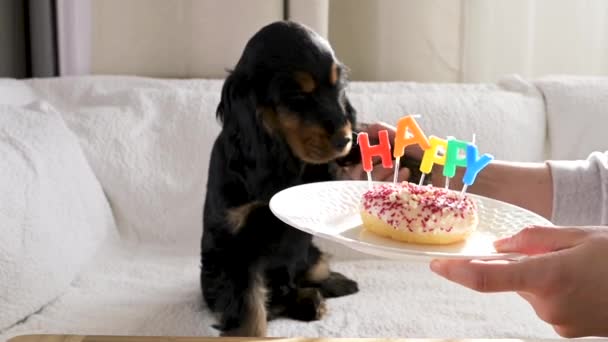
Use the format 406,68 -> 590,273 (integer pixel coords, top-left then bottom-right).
420,136 -> 448,174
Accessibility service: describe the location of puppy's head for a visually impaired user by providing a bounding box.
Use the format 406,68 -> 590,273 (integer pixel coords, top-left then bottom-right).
218,21 -> 356,164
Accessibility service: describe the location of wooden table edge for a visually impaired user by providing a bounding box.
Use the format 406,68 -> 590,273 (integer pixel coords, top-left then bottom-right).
6,335 -> 566,342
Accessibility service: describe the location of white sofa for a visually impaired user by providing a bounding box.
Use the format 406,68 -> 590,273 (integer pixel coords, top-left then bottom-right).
1,75 -> 606,340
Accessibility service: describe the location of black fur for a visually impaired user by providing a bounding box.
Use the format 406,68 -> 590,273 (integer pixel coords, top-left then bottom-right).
201,21 -> 360,337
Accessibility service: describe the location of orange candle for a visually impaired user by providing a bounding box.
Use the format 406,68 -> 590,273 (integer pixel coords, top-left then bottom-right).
393,115 -> 430,159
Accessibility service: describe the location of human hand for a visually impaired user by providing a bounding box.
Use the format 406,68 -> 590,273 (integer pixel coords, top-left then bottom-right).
337,122 -> 411,182
430,226 -> 608,337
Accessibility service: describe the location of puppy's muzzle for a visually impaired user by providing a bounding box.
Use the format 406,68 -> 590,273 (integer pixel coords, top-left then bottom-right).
331,134 -> 352,150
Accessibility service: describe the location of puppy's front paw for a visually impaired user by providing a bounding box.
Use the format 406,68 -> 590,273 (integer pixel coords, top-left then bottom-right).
287,287 -> 327,321
319,272 -> 358,298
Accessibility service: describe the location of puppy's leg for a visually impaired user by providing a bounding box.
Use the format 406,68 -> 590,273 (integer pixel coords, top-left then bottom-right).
284,287 -> 327,321
303,244 -> 359,298
216,203 -> 298,335
318,272 -> 359,298
219,272 -> 268,337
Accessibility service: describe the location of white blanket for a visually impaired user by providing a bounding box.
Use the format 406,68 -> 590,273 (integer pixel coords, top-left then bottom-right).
0,76 -> 556,340
25,77 -> 223,251
0,103 -> 115,332
0,243 -> 557,340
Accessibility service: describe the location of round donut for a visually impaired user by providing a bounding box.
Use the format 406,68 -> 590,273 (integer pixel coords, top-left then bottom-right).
359,182 -> 478,245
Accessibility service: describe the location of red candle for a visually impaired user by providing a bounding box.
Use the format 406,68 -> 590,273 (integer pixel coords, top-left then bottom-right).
357,130 -> 393,172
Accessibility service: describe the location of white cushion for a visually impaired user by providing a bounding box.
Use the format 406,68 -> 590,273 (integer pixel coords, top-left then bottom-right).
535,75 -> 608,160
0,79 -> 39,106
0,103 -> 116,330
348,75 -> 547,162
27,77 -> 222,252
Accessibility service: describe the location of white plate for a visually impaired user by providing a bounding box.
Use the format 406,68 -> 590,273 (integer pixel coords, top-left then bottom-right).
269,180 -> 552,260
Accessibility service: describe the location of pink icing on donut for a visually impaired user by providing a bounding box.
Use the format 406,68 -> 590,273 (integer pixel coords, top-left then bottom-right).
361,182 -> 477,234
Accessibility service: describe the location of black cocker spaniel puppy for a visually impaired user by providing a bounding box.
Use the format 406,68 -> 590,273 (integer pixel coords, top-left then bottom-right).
201,21 -> 363,337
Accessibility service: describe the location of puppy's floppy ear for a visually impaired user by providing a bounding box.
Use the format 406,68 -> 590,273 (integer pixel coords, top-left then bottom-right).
215,70 -> 268,161
216,71 -> 231,124
216,70 -> 253,127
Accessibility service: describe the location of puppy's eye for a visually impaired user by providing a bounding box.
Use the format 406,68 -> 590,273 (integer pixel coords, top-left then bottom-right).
282,92 -> 309,111
284,91 -> 308,103
289,94 -> 307,101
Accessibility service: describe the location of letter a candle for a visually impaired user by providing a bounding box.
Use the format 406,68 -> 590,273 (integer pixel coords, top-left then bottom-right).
392,115 -> 430,183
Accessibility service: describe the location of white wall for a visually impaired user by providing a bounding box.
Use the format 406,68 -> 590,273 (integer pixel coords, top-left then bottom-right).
90,0 -> 283,78
461,0 -> 608,82
88,0 -> 463,81
329,0 -> 462,82
84,0 -> 608,82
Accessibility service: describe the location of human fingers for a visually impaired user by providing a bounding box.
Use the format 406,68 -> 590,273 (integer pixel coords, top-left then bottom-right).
372,164 -> 411,183
337,164 -> 364,180
397,167 -> 412,183
400,140 -> 426,162
494,226 -> 589,255
429,257 -> 553,293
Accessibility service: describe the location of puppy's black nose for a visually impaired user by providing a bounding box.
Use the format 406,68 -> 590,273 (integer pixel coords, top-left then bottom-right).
332,135 -> 352,150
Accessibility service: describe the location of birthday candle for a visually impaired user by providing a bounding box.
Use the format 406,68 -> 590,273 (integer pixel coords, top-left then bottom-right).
357,130 -> 394,172
393,115 -> 430,159
463,143 -> 494,186
420,136 -> 448,174
443,138 -> 469,178
392,115 -> 430,183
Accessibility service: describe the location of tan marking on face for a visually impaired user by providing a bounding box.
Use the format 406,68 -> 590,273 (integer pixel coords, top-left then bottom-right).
221,273 -> 268,337
226,201 -> 265,233
257,106 -> 279,134
294,71 -> 316,93
330,63 -> 339,85
280,116 -> 330,163
306,253 -> 331,283
275,109 -> 354,164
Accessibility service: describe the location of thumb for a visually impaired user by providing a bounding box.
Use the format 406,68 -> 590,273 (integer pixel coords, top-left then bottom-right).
494,226 -> 588,255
